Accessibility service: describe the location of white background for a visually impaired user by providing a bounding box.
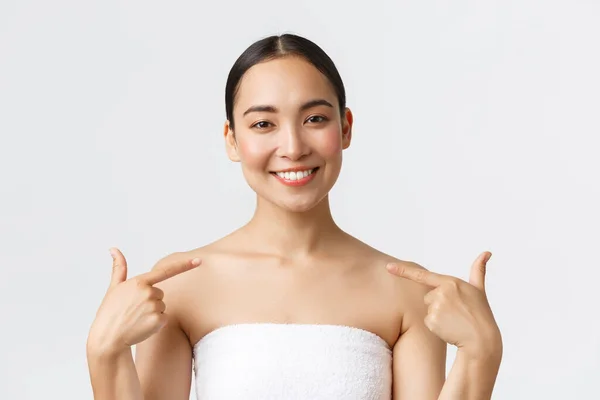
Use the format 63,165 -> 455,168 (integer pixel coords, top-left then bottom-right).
1,0 -> 599,399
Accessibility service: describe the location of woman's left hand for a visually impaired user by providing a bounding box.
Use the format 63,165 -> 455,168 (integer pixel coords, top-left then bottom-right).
386,252 -> 502,361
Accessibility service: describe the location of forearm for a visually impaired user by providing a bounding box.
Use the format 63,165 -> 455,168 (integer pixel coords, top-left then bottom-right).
87,346 -> 143,400
438,345 -> 502,400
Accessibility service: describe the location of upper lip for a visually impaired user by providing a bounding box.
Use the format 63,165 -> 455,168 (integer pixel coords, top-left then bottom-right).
271,166 -> 319,173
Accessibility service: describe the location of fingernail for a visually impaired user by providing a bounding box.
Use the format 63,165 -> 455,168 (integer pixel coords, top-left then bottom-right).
109,248 -> 115,259
191,258 -> 201,266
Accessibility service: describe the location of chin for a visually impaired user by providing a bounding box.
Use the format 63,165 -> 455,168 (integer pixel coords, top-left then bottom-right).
245,172 -> 330,210
280,201 -> 319,213
272,195 -> 323,213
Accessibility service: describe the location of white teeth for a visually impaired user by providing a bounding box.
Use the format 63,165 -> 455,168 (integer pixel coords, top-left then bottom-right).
275,169 -> 315,180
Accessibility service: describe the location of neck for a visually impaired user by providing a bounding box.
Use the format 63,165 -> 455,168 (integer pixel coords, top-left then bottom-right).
242,195 -> 343,258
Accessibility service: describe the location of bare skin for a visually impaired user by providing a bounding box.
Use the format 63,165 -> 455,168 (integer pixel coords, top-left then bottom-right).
87,54 -> 500,400
156,222 -> 425,350
132,221 -> 445,399
126,194 -> 449,400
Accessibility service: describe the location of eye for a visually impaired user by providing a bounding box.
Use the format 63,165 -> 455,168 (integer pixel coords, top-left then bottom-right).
306,115 -> 328,124
251,121 -> 272,130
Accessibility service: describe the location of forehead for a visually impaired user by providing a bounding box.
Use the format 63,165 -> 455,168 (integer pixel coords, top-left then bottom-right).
234,56 -> 337,114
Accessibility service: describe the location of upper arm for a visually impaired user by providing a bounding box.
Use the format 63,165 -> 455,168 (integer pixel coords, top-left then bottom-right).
392,264 -> 447,400
134,253 -> 194,400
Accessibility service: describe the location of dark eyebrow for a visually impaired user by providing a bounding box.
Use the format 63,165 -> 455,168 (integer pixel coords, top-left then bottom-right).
242,99 -> 334,117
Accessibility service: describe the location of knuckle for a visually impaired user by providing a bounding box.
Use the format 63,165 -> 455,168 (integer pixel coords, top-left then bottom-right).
394,264 -> 404,275
425,313 -> 438,328
158,301 -> 166,313
147,299 -> 165,313
428,311 -> 439,324
446,278 -> 459,290
428,303 -> 441,317
424,291 -> 436,304
147,313 -> 162,325
479,263 -> 487,274
134,277 -> 147,288
155,267 -> 170,282
415,269 -> 427,283
140,285 -> 153,298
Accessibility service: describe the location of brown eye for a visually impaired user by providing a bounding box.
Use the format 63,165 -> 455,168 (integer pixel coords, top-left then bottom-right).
306,115 -> 328,124
252,121 -> 272,130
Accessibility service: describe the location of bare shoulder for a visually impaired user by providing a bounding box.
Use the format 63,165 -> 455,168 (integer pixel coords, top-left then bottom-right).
343,233 -> 429,280
149,230 -> 255,301
149,239 -> 230,288
343,234 -> 431,331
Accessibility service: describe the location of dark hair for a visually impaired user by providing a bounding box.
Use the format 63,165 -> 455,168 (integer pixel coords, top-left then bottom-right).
225,33 -> 347,131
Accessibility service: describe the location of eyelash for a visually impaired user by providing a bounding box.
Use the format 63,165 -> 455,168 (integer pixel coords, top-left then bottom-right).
251,115 -> 329,130
252,121 -> 272,130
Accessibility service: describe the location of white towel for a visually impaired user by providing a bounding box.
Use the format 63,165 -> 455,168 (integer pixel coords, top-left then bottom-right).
192,323 -> 392,400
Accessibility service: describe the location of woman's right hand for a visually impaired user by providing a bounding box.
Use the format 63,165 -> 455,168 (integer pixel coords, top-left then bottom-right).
86,248 -> 201,358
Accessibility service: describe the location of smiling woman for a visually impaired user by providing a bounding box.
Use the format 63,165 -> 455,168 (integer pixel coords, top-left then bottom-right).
86,33 -> 502,400
222,40 -> 352,213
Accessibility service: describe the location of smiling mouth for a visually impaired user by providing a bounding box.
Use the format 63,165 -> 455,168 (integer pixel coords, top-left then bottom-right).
270,167 -> 319,181
269,167 -> 320,186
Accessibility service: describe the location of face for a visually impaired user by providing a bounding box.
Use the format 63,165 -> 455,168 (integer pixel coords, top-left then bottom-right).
224,56 -> 353,213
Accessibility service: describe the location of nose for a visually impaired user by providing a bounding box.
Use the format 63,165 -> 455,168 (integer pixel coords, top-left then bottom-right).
277,124 -> 310,161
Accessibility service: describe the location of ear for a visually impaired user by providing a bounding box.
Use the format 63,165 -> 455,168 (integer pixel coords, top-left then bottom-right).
341,107 -> 353,150
224,120 -> 240,162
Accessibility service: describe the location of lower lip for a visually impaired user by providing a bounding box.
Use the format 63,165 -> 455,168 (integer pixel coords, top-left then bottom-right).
271,169 -> 318,187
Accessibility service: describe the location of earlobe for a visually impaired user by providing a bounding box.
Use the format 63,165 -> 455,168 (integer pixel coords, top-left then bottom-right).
342,108 -> 353,150
342,125 -> 352,149
224,121 -> 241,162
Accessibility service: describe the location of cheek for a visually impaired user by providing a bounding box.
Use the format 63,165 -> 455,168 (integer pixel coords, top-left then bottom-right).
315,127 -> 343,157
236,137 -> 271,167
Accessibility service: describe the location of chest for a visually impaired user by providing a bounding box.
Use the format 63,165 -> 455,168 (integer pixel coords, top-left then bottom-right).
179,261 -> 402,346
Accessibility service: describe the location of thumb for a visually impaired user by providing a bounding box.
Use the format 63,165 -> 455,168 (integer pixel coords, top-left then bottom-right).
469,251 -> 491,292
109,247 -> 128,289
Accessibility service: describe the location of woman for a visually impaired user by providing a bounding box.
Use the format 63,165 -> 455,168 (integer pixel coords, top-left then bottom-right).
87,33 -> 502,399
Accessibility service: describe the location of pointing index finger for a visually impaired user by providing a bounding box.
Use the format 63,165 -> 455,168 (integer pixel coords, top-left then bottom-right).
386,262 -> 445,287
142,257 -> 201,286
